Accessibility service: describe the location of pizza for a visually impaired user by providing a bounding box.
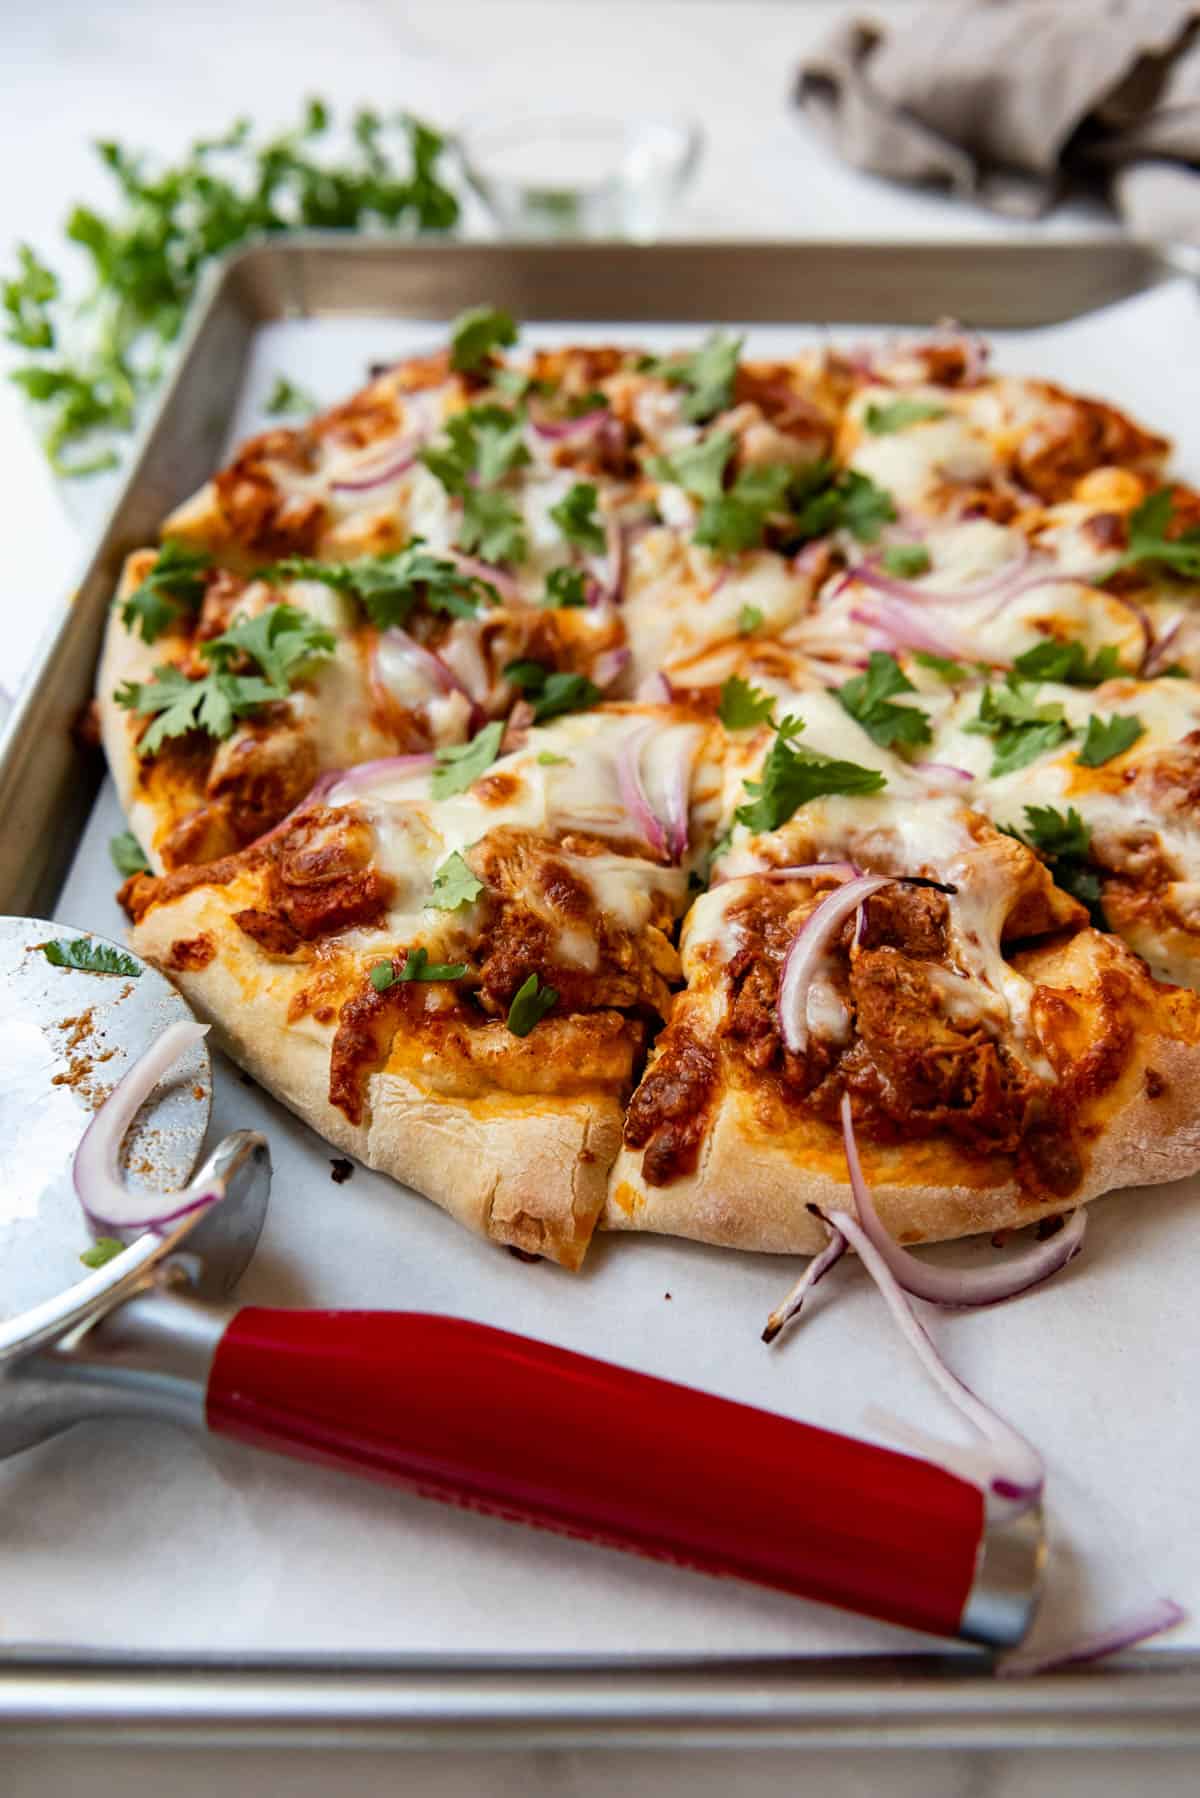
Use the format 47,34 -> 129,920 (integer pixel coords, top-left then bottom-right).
98,307 -> 1200,1268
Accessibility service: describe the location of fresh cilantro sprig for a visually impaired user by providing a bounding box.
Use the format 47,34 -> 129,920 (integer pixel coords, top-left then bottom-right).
428,851 -> 485,911
80,1237 -> 125,1269
458,489 -> 527,564
420,403 -> 530,493
881,543 -> 931,579
913,650 -> 971,683
836,652 -> 932,750
694,464 -> 792,556
791,466 -> 896,545
201,604 -> 335,690
271,542 -> 498,627
1077,713 -> 1144,768
966,682 -> 1075,777
865,398 -> 947,435
503,660 -> 601,722
649,332 -> 743,423
735,716 -> 886,833
1101,489 -> 1200,584
1006,805 -> 1106,926
431,720 -> 505,798
647,431 -> 733,502
450,306 -> 517,374
6,102 -> 459,476
41,937 -> 142,977
265,374 -> 317,417
718,674 -> 776,730
542,567 -> 587,608
506,972 -> 558,1037
119,540 -> 209,645
1010,639 -> 1122,687
369,947 -> 468,991
109,830 -> 150,877
550,482 -> 605,553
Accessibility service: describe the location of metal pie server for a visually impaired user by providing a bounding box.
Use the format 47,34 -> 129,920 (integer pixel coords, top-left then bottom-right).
0,917 -> 1043,1649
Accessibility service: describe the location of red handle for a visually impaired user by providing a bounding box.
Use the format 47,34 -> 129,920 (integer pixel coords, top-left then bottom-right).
207,1308 -> 986,1640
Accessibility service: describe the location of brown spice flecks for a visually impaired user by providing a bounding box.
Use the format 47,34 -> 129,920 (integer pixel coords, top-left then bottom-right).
58,1009 -> 96,1052
330,1157 -> 354,1185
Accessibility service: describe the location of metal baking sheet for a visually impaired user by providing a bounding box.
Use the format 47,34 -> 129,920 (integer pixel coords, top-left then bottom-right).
1,236 -> 1198,1747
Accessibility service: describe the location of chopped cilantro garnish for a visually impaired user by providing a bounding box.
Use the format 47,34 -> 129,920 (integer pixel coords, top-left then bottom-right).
41,937 -> 141,978
420,402 -> 530,493
694,463 -> 792,556
80,1236 -> 125,1269
653,331 -> 742,423
647,431 -> 734,502
200,604 -> 335,691
503,659 -> 600,722
428,851 -> 484,911
1077,712 -> 1144,768
271,543 -> 498,627
966,682 -> 1074,777
913,650 -> 970,683
458,488 -> 527,564
865,398 -> 947,435
537,750 -> 568,765
735,715 -> 886,833
265,374 -> 317,417
718,674 -> 776,730
880,543 -> 932,579
836,651 -> 932,750
737,604 -> 763,636
431,720 -> 505,798
542,566 -> 587,608
370,947 -> 468,992
3,244 -> 58,350
790,465 -> 896,545
109,830 -> 150,877
1008,805 -> 1106,926
1102,489 -> 1200,583
1010,639 -> 1122,687
506,972 -> 558,1037
119,540 -> 209,645
449,306 -> 518,374
549,481 -> 605,553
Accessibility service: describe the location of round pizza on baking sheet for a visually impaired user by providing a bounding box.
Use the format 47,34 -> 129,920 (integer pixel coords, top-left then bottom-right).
97,306 -> 1200,1268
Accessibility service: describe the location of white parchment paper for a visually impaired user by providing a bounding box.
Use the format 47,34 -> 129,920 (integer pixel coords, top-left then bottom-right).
3,279 -> 1199,1662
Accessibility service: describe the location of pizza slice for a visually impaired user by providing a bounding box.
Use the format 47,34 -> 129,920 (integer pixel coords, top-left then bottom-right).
605,692 -> 1200,1253
119,705 -> 717,1267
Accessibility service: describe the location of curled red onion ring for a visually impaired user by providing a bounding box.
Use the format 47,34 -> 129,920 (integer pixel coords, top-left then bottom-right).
331,439 -> 416,493
914,761 -> 974,785
997,1598 -> 1186,1679
530,408 -> 609,443
617,723 -> 668,860
444,548 -> 519,604
762,1230 -> 847,1343
839,1091 -> 1086,1308
330,752 -> 436,800
375,628 -> 473,705
849,600 -> 977,662
778,877 -> 892,1054
74,1021 -> 219,1235
834,541 -> 1030,610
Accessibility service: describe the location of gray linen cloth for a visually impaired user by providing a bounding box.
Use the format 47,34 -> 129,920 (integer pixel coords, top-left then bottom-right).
796,0 -> 1200,243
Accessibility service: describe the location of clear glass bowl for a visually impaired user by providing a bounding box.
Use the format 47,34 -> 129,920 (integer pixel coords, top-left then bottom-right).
457,112 -> 701,241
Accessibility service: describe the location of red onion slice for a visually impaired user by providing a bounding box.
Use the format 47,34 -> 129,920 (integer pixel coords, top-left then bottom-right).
840,1092 -> 1086,1308
762,1230 -> 847,1343
595,514 -> 627,606
778,878 -> 892,1054
835,541 -> 1030,609
849,601 -> 977,662
330,441 -> 416,494
914,761 -> 974,785
616,723 -> 668,860
374,628 -> 458,700
530,408 -> 609,443
330,752 -> 436,800
74,1021 -> 219,1235
636,671 -> 675,704
1142,613 -> 1182,678
996,1598 -> 1186,1679
444,548 -> 519,604
713,861 -> 859,888
593,646 -> 632,692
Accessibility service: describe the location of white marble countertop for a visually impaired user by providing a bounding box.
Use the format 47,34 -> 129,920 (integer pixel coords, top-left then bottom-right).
1,4 -> 1169,1792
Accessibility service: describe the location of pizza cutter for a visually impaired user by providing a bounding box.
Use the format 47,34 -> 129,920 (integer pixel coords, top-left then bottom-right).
0,916 -> 1044,1650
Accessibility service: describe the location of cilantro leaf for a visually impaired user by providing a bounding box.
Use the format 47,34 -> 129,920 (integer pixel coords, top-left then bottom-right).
735,716 -> 886,833
865,398 -> 947,435
41,937 -> 142,978
789,466 -> 896,546
450,306 -> 517,374
694,463 -> 792,556
3,244 -> 58,349
549,482 -> 605,553
429,850 -> 485,910
648,431 -> 734,502
1104,489 -> 1200,583
1010,805 -> 1107,926
80,1237 -> 125,1269
506,972 -> 558,1037
913,650 -> 969,683
119,540 -> 209,644
370,946 -> 468,991
655,332 -> 743,423
537,750 -> 568,765
1077,712 -> 1144,768
965,683 -> 1074,776
738,603 -> 763,636
459,488 -> 527,564
200,603 -> 334,690
542,567 -> 587,608
835,470 -> 898,544
272,543 -> 498,627
265,374 -> 317,417
836,651 -> 932,750
431,720 -> 505,798
718,674 -> 776,730
1010,639 -> 1122,687
420,403 -> 529,493
117,663 -> 279,756
503,659 -> 600,722
109,831 -> 150,877
881,543 -> 932,579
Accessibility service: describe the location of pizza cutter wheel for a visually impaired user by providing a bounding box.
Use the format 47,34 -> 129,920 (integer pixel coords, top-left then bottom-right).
0,917 -> 1043,1650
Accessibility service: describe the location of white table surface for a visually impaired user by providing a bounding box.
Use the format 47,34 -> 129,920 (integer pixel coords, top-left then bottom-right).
2,3 -> 1180,1792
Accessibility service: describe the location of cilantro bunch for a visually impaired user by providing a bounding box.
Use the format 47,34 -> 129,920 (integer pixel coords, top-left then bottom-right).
3,101 -> 459,476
